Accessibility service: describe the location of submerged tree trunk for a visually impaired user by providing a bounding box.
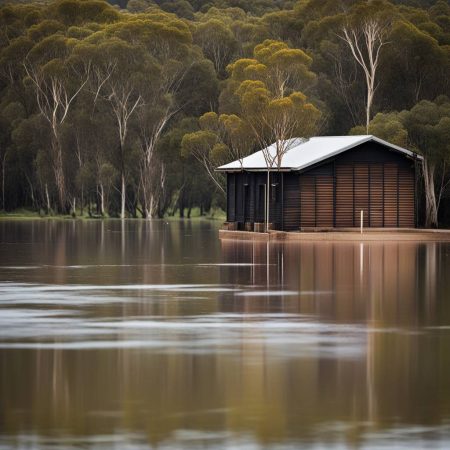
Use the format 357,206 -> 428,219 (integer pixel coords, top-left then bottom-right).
45,183 -> 51,215
52,133 -> 67,214
423,158 -> 438,228
80,186 -> 84,216
100,184 -> 105,216
70,197 -> 76,217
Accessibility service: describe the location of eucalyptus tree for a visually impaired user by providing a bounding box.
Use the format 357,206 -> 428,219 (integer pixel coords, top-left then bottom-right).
379,18 -> 450,111
81,12 -> 197,218
338,1 -> 394,133
131,12 -> 197,218
403,97 -> 450,228
23,34 -> 91,213
181,128 -> 225,194
223,39 -> 320,163
79,32 -> 146,218
0,113 -> 10,210
183,39 -> 321,228
193,19 -> 238,77
352,96 -> 450,228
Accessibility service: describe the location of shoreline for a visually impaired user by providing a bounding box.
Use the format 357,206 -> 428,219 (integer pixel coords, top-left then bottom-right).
0,212 -> 226,222
219,228 -> 450,242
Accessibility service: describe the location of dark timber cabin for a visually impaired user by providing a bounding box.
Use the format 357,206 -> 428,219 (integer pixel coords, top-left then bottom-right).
217,135 -> 423,231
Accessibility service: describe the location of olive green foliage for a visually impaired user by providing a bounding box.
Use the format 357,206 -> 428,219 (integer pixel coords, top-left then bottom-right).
0,0 -> 449,224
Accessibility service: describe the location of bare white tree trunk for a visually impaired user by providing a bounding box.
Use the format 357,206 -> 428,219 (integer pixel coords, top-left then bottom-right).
138,109 -> 172,219
340,19 -> 389,132
45,183 -> 51,214
70,196 -> 76,216
51,132 -> 66,212
110,90 -> 142,219
99,183 -> 105,216
423,158 -> 438,228
24,62 -> 90,212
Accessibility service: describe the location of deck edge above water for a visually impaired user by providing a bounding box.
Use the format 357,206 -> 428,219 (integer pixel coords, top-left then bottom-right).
218,229 -> 450,242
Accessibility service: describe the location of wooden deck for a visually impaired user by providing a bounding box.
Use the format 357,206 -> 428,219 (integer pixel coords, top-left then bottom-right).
219,228 -> 450,242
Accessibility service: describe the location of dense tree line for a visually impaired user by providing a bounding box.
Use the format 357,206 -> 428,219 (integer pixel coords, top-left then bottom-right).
0,0 -> 449,225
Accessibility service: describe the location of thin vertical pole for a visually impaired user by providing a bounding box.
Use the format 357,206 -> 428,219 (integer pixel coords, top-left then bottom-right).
264,182 -> 267,232
266,170 -> 270,232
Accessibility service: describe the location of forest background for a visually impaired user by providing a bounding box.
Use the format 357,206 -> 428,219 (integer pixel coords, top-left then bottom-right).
0,0 -> 449,226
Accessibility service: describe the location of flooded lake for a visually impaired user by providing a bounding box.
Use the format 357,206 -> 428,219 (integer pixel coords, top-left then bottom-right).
1,219 -> 450,449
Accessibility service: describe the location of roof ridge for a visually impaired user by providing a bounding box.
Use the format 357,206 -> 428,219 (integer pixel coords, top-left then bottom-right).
311,135 -> 370,138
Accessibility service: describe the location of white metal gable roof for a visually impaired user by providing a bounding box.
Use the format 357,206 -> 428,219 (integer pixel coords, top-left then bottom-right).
217,135 -> 422,172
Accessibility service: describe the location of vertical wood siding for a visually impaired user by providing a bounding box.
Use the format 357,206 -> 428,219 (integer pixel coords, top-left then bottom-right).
299,176 -> 315,227
336,165 -> 354,227
369,164 -> 383,227
315,175 -> 334,227
383,163 -> 398,227
398,167 -> 415,227
354,164 -> 369,227
283,174 -> 300,230
226,143 -> 417,230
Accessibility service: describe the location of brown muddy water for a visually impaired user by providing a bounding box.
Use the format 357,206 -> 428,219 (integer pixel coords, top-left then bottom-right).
0,219 -> 450,449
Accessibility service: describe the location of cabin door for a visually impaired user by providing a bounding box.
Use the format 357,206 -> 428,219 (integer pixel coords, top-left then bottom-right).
243,184 -> 251,222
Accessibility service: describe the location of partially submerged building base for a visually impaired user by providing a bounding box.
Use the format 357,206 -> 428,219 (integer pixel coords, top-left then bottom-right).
219,228 -> 450,242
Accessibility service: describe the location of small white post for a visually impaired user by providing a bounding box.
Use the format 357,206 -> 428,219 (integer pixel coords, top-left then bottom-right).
360,210 -> 364,234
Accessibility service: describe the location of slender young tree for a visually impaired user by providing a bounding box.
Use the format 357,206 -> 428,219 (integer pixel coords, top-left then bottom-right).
339,14 -> 391,133
83,37 -> 145,218
236,81 -> 321,230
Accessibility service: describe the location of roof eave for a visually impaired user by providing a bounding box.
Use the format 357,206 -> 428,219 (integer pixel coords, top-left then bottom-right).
370,136 -> 422,160
216,167 -> 293,172
216,135 -> 423,172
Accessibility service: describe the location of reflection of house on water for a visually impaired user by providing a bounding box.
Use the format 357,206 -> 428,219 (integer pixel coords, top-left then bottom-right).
219,239 -> 443,324
218,239 -> 450,437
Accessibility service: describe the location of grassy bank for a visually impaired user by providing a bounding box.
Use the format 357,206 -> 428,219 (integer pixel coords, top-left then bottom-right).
0,207 -> 226,221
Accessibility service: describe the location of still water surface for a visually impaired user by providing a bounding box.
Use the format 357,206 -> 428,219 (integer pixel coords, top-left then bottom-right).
0,220 -> 450,449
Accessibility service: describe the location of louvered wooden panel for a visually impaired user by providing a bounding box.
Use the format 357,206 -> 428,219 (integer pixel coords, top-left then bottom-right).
383,163 -> 398,227
398,167 -> 415,227
354,164 -> 369,227
369,164 -> 383,227
283,175 -> 300,230
336,165 -> 354,227
300,176 -> 315,227
316,175 -> 334,227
